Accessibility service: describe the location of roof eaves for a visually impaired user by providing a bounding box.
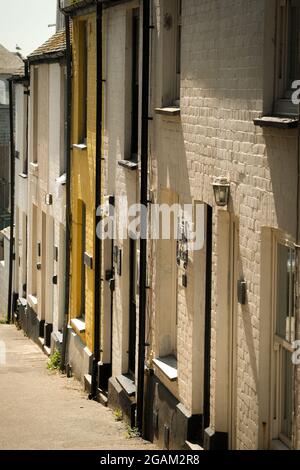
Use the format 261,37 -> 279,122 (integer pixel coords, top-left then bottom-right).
100,0 -> 133,8
28,50 -> 66,64
60,0 -> 96,13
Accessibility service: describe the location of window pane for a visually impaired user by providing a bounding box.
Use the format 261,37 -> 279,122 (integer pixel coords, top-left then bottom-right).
276,244 -> 290,340
281,349 -> 293,441
289,250 -> 296,342
288,0 -> 300,87
0,79 -> 9,105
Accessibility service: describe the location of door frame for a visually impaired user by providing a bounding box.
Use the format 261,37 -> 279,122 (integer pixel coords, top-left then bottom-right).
228,215 -> 239,449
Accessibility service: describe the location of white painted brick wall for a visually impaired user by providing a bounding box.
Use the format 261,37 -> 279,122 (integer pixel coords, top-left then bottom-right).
149,0 -> 300,450
102,0 -> 300,449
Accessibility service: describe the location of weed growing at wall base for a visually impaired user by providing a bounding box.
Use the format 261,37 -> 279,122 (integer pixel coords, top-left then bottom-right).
47,351 -> 61,371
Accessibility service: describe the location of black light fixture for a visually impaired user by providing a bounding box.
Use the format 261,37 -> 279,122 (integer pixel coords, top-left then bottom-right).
212,177 -> 230,207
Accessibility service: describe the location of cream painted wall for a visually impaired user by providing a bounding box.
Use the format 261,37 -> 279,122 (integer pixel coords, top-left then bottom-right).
148,0 -> 300,450
14,82 -> 28,300
27,61 -> 66,334
104,2 -> 140,378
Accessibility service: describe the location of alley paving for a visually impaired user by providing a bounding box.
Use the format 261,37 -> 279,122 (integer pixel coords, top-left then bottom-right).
0,325 -> 156,450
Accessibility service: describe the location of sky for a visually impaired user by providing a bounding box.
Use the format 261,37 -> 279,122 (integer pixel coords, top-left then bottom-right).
0,0 -> 57,57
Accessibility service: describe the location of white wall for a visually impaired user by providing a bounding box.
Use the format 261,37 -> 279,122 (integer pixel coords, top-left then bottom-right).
27,61 -> 66,334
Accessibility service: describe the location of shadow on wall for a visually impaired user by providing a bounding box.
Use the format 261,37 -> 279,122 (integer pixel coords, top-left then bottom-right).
154,118 -> 192,203
263,128 -> 299,240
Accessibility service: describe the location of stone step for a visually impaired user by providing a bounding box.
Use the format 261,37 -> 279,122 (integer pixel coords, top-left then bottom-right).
97,389 -> 108,407
43,345 -> 51,357
185,440 -> 203,451
84,374 -> 92,394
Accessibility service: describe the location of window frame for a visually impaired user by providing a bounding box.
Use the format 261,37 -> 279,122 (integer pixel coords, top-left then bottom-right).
77,20 -> 88,146
271,233 -> 296,449
0,78 -> 9,106
161,0 -> 182,108
32,67 -> 39,164
274,0 -> 300,115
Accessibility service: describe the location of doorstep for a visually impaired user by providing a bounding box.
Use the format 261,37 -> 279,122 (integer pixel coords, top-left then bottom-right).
116,374 -> 136,397
185,440 -> 204,451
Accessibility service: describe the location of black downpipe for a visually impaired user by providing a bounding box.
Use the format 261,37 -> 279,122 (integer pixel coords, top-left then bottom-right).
137,0 -> 150,434
25,61 -> 29,178
203,206 -> 213,433
7,80 -> 15,324
60,13 -> 72,372
110,202 -> 115,369
91,1 -> 103,398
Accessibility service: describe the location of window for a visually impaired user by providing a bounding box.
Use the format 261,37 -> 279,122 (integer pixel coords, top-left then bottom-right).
272,239 -> 296,448
60,65 -> 67,174
123,8 -> 140,164
0,79 -> 9,106
161,0 -> 182,108
274,0 -> 300,116
175,0 -> 182,104
32,67 -> 39,163
130,8 -> 140,162
78,21 -> 88,145
23,87 -> 29,174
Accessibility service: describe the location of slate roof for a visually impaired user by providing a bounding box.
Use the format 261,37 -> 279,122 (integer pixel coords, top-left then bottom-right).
28,29 -> 69,62
61,0 -> 95,13
0,44 -> 24,76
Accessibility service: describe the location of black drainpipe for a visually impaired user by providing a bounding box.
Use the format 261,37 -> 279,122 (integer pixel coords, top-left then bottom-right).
7,79 -> 16,324
137,0 -> 150,434
60,11 -> 72,372
90,0 -> 103,399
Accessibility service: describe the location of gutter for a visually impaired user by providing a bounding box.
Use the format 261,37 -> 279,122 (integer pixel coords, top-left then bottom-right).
28,51 -> 66,65
136,0 -> 151,435
7,79 -> 15,324
90,0 -> 103,399
61,0 -> 95,14
60,12 -> 72,371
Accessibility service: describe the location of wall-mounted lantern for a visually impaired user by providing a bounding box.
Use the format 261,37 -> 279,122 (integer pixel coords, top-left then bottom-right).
212,177 -> 230,207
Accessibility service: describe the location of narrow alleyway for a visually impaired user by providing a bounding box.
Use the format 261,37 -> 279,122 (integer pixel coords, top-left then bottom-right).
0,325 -> 155,450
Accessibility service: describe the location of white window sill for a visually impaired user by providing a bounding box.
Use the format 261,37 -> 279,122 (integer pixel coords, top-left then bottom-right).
72,143 -> 87,151
153,355 -> 178,381
118,160 -> 138,171
71,318 -> 86,333
253,115 -> 298,129
28,295 -> 38,308
155,107 -> 181,117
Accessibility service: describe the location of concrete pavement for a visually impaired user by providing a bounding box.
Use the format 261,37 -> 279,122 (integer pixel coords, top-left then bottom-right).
0,325 -> 156,450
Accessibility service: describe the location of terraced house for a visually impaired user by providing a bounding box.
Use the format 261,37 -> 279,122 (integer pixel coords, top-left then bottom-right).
7,0 -> 300,452
59,0 -> 103,395
16,27 -> 68,353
